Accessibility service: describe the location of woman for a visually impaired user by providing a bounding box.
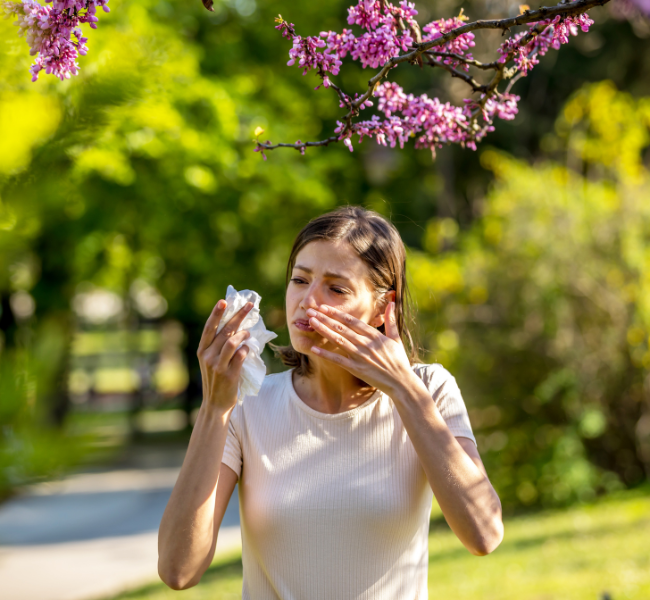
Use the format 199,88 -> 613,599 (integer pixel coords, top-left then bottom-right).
158,206 -> 503,599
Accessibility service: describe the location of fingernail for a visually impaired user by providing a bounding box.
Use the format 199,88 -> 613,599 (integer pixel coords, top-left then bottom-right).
217,300 -> 226,309
306,308 -> 317,316
245,302 -> 253,311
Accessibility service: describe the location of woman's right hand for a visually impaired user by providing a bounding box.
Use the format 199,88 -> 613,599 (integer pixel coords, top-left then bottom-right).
197,299 -> 253,412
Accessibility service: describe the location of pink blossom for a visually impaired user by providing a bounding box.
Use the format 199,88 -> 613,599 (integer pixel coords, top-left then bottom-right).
347,0 -> 418,32
272,0 -> 598,157
347,0 -> 384,30
497,13 -> 594,74
288,34 -> 342,76
323,1 -> 418,70
423,16 -> 476,69
374,81 -> 409,116
275,17 -> 342,83
253,144 -> 268,160
334,82 -> 490,154
3,0 -> 109,81
320,29 -> 356,60
465,93 -> 520,122
348,26 -> 412,68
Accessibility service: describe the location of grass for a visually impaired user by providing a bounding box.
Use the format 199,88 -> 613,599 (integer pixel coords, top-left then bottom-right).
110,549 -> 245,600
427,486 -> 650,600
109,486 -> 650,600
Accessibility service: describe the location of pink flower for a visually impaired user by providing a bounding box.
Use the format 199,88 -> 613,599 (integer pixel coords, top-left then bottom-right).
423,17 -> 475,50
349,26 -> 412,68
497,13 -> 594,75
271,0 -> 596,158
3,0 -> 109,81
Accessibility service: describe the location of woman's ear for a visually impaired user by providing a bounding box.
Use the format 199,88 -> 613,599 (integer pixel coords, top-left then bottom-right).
370,290 -> 396,328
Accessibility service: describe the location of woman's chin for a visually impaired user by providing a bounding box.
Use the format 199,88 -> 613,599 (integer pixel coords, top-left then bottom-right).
289,333 -> 320,356
290,338 -> 316,355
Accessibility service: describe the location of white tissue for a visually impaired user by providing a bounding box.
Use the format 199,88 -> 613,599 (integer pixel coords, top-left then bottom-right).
216,285 -> 277,400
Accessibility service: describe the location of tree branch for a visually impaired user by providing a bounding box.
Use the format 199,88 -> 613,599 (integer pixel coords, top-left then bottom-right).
424,51 -> 499,71
424,56 -> 489,93
257,0 -> 611,154
415,0 -> 610,52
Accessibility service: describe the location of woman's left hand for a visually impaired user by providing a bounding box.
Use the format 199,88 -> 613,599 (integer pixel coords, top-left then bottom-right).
306,302 -> 419,397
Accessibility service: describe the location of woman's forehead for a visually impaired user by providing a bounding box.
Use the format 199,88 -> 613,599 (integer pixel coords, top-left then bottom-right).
293,240 -> 368,279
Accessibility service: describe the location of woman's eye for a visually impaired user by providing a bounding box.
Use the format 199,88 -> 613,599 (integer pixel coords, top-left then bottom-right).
290,278 -> 345,294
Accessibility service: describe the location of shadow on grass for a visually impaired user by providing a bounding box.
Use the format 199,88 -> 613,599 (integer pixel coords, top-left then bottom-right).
429,515 -> 452,534
110,556 -> 243,599
429,511 -> 650,564
201,555 -> 244,585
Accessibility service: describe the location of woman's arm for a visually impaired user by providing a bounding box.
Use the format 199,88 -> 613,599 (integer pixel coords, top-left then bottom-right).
157,407 -> 239,589
157,299 -> 253,589
389,381 -> 503,556
306,302 -> 504,556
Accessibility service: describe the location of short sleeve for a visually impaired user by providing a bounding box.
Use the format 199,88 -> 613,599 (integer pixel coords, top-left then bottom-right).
413,363 -> 476,446
222,403 -> 243,478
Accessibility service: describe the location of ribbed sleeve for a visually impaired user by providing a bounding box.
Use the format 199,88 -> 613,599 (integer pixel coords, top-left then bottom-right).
413,363 -> 477,446
222,403 -> 243,477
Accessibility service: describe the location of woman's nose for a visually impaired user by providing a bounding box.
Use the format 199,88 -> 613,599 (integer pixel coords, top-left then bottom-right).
299,284 -> 321,311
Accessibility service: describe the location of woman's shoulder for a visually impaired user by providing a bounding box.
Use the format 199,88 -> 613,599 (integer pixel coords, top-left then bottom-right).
411,362 -> 458,392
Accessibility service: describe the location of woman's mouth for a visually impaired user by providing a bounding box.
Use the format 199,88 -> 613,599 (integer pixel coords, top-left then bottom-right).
294,319 -> 314,332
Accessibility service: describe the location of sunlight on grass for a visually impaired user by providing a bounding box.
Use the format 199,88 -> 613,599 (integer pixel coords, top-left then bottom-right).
427,488 -> 650,599
110,549 -> 244,600
109,489 -> 650,600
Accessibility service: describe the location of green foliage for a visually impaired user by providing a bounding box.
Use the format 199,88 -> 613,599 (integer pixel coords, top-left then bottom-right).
553,80 -> 650,185
411,82 -> 650,508
0,0 -> 375,324
0,319 -> 92,498
0,0 -> 378,494
1,0 -> 649,506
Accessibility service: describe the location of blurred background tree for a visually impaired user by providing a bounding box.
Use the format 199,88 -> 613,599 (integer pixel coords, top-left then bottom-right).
411,81 -> 650,508
0,0 -> 648,507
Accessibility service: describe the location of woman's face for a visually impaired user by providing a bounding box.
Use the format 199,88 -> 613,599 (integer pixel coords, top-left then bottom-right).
286,239 -> 385,357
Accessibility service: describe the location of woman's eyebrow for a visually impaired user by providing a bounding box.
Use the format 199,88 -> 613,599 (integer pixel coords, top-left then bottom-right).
294,264 -> 352,281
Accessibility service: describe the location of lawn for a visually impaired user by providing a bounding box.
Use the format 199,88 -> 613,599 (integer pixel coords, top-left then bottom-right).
111,486 -> 650,600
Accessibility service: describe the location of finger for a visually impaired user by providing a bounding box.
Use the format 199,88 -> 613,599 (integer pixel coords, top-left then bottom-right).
215,301 -> 254,344
306,308 -> 366,345
311,345 -> 354,369
317,304 -> 379,338
308,315 -> 359,355
216,330 -> 251,372
227,345 -> 250,382
384,302 -> 400,341
232,344 -> 250,365
198,299 -> 227,353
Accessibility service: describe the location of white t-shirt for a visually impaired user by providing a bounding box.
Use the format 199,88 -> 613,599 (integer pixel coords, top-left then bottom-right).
222,363 -> 476,600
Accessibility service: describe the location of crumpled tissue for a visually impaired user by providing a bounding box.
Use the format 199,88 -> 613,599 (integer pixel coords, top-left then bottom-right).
216,285 -> 277,400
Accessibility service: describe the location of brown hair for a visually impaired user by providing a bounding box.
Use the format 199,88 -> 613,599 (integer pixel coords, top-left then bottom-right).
273,205 -> 419,376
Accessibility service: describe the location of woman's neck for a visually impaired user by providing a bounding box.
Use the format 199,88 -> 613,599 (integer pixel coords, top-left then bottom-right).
292,358 -> 376,414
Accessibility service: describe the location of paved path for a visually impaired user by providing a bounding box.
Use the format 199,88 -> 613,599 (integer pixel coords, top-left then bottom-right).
0,456 -> 241,600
